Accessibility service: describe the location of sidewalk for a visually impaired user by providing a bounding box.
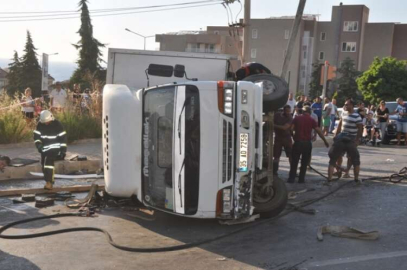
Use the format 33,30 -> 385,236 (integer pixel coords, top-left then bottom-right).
0,139 -> 102,181
0,139 -> 102,160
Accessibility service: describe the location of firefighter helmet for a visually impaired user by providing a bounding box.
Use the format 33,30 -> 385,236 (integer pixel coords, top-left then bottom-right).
39,110 -> 54,123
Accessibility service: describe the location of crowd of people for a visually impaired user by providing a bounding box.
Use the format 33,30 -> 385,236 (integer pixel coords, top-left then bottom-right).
274,93 -> 407,184
19,82 -> 94,123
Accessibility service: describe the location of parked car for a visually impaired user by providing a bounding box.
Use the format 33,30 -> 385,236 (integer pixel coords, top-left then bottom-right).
382,101 -> 400,144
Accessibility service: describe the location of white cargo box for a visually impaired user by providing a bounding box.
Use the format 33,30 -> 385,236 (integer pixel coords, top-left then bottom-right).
106,48 -> 237,90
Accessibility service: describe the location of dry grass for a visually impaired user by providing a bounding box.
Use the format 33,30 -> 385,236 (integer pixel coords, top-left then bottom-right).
0,90 -> 102,144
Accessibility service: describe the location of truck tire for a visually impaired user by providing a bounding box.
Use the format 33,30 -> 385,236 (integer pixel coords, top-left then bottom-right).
243,74 -> 289,112
253,176 -> 288,218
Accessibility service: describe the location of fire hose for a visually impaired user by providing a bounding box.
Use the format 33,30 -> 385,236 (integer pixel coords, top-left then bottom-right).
1,167 -> 406,253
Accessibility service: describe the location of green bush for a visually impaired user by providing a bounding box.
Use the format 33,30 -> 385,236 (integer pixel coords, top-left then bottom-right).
0,110 -> 33,144
56,110 -> 102,143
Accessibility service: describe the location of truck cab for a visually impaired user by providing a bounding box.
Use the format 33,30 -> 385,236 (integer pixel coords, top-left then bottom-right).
103,79 -> 267,219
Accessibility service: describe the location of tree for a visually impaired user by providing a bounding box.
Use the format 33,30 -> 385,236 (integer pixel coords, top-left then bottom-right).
357,57 -> 407,104
334,57 -> 361,106
308,63 -> 323,99
6,51 -> 22,96
20,31 -> 42,97
71,0 -> 105,86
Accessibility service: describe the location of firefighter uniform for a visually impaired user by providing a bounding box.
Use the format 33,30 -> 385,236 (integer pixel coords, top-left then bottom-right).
34,111 -> 67,189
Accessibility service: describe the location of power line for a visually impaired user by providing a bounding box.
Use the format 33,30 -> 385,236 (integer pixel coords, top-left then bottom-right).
0,3 -> 223,22
0,0 -> 222,15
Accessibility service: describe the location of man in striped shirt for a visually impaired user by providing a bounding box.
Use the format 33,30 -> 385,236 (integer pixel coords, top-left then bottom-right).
328,99 -> 363,183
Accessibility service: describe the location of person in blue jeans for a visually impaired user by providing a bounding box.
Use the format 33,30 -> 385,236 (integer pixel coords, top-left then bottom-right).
311,96 -> 322,126
393,97 -> 407,145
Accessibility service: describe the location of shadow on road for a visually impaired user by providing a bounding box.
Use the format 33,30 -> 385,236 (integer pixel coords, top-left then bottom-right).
0,249 -> 41,270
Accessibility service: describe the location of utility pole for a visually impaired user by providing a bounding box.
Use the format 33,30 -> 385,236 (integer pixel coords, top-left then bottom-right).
280,0 -> 307,80
242,0 -> 251,63
321,61 -> 329,100
266,0 -> 306,188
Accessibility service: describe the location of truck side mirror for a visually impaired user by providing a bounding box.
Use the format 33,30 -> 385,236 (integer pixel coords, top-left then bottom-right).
147,64 -> 174,77
173,65 -> 185,78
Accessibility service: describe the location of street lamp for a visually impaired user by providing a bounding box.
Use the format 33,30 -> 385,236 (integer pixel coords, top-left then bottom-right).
40,52 -> 59,92
125,28 -> 155,50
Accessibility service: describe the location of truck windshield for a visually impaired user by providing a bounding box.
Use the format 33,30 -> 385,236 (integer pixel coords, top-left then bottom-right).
142,85 -> 200,215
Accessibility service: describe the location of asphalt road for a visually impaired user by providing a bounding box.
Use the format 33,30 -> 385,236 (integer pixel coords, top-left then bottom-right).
0,143 -> 406,270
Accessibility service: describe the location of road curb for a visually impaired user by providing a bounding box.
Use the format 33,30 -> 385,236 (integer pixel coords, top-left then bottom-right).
0,138 -> 102,149
0,160 -> 102,181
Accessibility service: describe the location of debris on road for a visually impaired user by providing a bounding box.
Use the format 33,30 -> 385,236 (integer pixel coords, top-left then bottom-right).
317,225 -> 379,241
288,188 -> 315,200
35,198 -> 55,208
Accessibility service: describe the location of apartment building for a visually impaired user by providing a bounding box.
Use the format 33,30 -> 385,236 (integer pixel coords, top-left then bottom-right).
156,3 -> 407,95
155,27 -> 242,71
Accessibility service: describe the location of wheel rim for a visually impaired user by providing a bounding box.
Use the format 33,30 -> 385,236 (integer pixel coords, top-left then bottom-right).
253,183 -> 275,204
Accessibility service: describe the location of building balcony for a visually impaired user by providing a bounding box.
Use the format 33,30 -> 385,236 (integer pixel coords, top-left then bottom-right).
185,48 -> 221,54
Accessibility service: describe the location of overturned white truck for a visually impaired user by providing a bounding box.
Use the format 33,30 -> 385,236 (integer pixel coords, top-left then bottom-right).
103,49 -> 289,220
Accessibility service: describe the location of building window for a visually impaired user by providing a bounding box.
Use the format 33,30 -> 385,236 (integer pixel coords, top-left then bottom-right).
303,50 -> 307,59
251,48 -> 257,59
320,32 -> 326,41
205,44 -> 215,53
343,21 -> 358,32
342,42 -> 357,52
284,30 -> 290,39
319,51 -> 324,60
214,31 -> 219,35
252,29 -> 258,39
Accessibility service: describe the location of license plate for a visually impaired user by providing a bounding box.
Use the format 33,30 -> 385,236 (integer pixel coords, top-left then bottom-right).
239,133 -> 249,172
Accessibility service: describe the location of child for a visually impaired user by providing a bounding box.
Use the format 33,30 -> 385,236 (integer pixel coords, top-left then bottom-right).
363,112 -> 380,145
21,88 -> 35,123
34,98 -> 43,118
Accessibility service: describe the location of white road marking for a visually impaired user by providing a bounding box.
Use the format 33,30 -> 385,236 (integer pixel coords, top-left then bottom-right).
307,250 -> 407,267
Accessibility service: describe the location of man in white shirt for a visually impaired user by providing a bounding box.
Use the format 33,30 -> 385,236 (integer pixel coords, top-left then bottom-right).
286,92 -> 296,113
50,82 -> 67,112
329,98 -> 338,133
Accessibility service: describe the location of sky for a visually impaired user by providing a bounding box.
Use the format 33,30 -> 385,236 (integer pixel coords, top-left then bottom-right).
1,0 -> 406,80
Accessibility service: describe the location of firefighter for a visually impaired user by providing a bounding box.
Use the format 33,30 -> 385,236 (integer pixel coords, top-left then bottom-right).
34,110 -> 67,190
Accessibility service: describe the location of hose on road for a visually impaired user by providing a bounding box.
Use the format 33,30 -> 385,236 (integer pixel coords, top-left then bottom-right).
1,167 -> 406,252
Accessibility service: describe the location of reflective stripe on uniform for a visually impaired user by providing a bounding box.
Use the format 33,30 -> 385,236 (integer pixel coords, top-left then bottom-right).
42,144 -> 62,151
60,143 -> 67,147
58,131 -> 67,136
41,135 -> 57,139
33,130 -> 41,135
44,165 -> 54,170
34,140 -> 42,144
43,143 -> 61,148
42,146 -> 61,152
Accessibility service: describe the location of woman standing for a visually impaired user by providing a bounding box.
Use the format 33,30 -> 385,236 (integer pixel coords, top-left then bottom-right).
21,88 -> 35,123
376,100 -> 389,140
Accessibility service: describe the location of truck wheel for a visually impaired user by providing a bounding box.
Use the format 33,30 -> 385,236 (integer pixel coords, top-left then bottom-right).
243,74 -> 289,112
253,176 -> 288,218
